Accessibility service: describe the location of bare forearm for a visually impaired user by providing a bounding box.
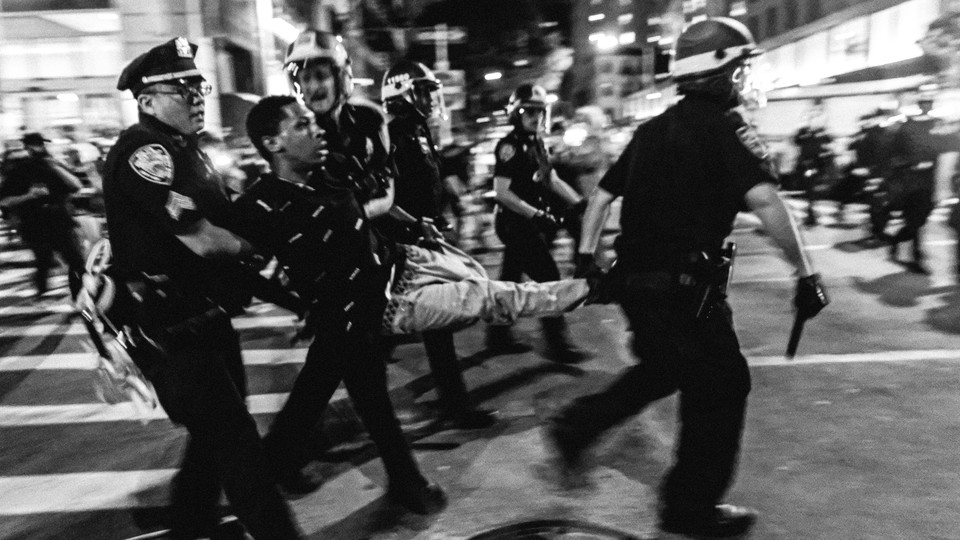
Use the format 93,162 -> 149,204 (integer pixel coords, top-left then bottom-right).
578,187 -> 615,255
493,176 -> 539,218
747,185 -> 813,276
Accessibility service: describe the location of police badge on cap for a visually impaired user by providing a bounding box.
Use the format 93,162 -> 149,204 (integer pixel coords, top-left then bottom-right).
117,37 -> 205,95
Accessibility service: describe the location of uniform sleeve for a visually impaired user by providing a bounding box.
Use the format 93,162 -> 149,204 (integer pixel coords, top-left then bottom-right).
597,126 -> 643,197
493,138 -> 522,178
112,133 -> 202,236
717,110 -> 779,199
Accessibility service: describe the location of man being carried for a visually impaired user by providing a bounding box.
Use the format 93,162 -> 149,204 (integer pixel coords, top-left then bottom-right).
234,96 -> 599,510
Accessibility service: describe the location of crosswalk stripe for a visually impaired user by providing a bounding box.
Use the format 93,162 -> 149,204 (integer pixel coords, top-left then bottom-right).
0,470 -> 176,515
749,348 -> 960,367
0,390 -> 365,427
0,348 -> 308,371
0,315 -> 299,337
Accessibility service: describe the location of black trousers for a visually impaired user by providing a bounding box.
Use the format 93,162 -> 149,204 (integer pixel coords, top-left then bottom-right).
139,313 -> 300,540
19,219 -> 84,298
875,170 -> 935,262
422,328 -> 472,415
265,326 -> 427,488
494,212 -> 568,338
553,279 -> 751,514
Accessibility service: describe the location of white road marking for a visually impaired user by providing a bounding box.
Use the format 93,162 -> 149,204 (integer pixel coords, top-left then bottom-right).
0,470 -> 176,514
0,348 -> 308,371
0,316 -> 299,337
749,348 -> 960,367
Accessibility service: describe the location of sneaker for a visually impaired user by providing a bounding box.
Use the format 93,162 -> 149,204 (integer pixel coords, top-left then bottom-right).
387,482 -> 447,515
660,504 -> 758,538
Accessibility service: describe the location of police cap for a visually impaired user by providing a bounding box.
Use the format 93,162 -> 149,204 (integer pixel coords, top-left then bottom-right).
117,37 -> 205,95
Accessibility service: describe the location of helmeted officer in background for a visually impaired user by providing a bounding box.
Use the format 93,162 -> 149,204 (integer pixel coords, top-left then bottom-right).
792,102 -> 834,226
546,18 -> 828,538
103,38 -> 302,539
0,132 -> 86,301
884,94 -> 959,274
380,59 -> 497,430
488,83 -> 588,362
283,30 -> 393,203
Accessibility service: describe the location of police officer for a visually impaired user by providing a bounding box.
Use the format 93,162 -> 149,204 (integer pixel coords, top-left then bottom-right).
546,19 -> 828,538
885,95 -> 958,274
103,38 -> 302,539
0,132 -> 86,301
488,83 -> 587,362
792,104 -> 834,226
283,30 -> 393,202
380,59 -> 497,429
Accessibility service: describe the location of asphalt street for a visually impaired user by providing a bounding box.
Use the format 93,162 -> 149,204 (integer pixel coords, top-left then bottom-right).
1,199 -> 959,539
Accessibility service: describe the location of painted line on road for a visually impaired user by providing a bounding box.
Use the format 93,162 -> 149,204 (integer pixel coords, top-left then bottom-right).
0,391 -> 313,426
749,349 -> 960,367
0,469 -> 176,515
0,348 -> 308,372
0,315 -> 299,337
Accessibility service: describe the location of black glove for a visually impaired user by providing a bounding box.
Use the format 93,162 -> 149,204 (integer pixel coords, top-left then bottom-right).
531,209 -> 560,235
795,273 -> 829,319
573,252 -> 599,279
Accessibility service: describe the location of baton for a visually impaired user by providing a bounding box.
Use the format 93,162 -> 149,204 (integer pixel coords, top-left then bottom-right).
785,311 -> 806,359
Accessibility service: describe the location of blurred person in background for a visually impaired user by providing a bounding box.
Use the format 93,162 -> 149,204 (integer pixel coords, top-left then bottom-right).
379,59 -> 497,430
883,94 -> 960,274
487,83 -> 588,362
792,100 -> 835,227
0,132 -> 85,300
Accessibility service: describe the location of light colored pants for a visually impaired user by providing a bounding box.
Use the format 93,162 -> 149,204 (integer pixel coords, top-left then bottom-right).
384,241 -> 590,335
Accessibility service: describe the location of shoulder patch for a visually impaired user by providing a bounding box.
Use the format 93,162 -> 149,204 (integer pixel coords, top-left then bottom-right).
129,144 -> 174,185
498,142 -> 516,162
735,125 -> 768,160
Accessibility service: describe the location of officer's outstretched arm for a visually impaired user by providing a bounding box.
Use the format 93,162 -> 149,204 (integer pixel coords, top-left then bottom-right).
578,187 -> 615,256
176,218 -> 254,260
744,182 -> 814,276
549,170 -> 584,206
493,175 -> 540,218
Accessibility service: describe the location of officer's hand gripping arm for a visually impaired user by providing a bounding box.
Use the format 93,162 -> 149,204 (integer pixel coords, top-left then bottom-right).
175,218 -> 255,260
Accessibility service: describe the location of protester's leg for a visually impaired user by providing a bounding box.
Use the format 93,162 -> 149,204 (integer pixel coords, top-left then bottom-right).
50,226 -> 86,299
387,277 -> 590,334
29,240 -> 53,298
264,332 -> 348,477
341,332 -> 446,514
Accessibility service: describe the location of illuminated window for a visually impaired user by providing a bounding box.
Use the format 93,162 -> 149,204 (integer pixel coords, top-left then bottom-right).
618,13 -> 633,24
588,13 -> 605,22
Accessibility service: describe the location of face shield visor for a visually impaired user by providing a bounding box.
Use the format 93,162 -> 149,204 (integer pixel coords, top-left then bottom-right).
412,79 -> 447,120
516,103 -> 551,135
732,59 -> 766,110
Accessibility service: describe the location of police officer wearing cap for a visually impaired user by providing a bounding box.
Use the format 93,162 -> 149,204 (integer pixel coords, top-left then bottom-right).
104,37 -> 302,539
546,18 -> 828,538
379,59 -> 497,430
488,83 -> 588,362
884,94 -> 959,274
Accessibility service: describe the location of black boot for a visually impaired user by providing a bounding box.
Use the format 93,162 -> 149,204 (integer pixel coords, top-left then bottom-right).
485,324 -> 532,354
660,504 -> 758,538
541,317 -> 588,364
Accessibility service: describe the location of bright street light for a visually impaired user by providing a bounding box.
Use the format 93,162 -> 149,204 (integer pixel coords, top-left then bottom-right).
484,72 -> 502,81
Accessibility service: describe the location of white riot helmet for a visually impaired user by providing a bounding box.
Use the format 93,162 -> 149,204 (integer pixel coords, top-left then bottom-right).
506,83 -> 551,133
673,17 -> 765,107
381,60 -> 445,119
284,30 -> 354,108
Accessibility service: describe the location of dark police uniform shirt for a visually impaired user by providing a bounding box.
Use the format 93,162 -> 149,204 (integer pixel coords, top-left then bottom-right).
890,113 -> 959,169
232,172 -> 400,335
102,113 -> 247,313
0,151 -> 78,229
599,96 -> 777,272
314,102 -> 396,202
493,128 -> 554,218
376,113 -> 443,242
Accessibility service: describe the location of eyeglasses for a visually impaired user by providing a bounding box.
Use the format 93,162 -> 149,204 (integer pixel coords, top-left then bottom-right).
147,81 -> 213,100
